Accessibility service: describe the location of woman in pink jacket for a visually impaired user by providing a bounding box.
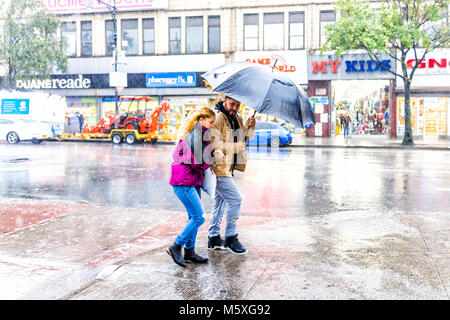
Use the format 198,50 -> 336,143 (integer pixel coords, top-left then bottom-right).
167,107 -> 222,267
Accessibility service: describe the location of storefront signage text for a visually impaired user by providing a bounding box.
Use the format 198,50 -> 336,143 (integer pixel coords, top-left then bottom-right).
307,53 -> 395,80
41,0 -> 169,14
16,75 -> 91,90
146,73 -> 196,88
245,56 -> 296,72
405,58 -> 449,75
1,99 -> 30,115
311,60 -> 392,73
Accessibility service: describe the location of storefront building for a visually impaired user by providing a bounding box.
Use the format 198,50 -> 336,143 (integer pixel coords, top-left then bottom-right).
307,52 -> 396,137
14,54 -> 225,133
395,48 -> 450,140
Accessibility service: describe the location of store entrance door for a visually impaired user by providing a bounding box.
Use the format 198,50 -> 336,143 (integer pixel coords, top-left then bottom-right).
331,79 -> 391,137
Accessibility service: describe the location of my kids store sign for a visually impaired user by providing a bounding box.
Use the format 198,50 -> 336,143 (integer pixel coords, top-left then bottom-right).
308,53 -> 395,81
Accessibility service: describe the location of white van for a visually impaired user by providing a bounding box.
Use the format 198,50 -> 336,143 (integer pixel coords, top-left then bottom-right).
0,90 -> 66,142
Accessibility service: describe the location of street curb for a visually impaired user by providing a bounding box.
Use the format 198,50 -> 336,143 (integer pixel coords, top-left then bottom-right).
285,144 -> 450,151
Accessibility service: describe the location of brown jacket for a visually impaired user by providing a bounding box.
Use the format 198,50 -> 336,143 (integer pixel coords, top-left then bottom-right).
210,110 -> 255,177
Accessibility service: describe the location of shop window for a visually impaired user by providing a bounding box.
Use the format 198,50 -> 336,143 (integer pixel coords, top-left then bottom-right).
122,19 -> 138,55
289,12 -> 304,49
105,20 -> 116,56
65,97 -> 98,133
61,21 -> 76,57
208,16 -> 220,53
263,12 -> 284,50
143,18 -> 155,55
244,14 -> 259,51
320,10 -> 336,47
186,16 -> 203,53
169,17 -> 181,54
81,21 -> 92,56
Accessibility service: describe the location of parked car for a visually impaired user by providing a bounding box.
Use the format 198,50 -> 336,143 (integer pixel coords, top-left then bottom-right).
0,118 -> 52,144
247,121 -> 292,147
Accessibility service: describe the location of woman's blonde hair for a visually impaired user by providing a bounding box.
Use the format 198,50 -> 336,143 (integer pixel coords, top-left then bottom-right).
176,107 -> 216,142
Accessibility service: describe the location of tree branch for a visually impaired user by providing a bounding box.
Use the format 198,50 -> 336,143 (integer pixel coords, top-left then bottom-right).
360,42 -> 404,79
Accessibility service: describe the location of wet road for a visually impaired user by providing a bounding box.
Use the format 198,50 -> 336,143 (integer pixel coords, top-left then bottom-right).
0,142 -> 449,300
1,142 -> 450,215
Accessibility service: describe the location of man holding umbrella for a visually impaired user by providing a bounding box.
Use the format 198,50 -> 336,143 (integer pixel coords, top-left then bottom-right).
207,96 -> 255,254
201,61 -> 315,254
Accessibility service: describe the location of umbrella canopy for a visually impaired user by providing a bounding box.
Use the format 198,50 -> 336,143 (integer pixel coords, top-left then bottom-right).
201,61 -> 315,128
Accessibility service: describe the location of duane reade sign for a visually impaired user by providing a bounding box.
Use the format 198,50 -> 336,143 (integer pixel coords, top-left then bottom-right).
16,75 -> 92,89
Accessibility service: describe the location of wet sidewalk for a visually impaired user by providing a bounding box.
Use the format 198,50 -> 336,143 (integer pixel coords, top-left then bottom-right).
0,197 -> 448,300
290,134 -> 450,150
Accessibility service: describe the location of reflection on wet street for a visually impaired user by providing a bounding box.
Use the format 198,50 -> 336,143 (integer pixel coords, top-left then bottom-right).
1,142 -> 449,216
1,142 -> 449,300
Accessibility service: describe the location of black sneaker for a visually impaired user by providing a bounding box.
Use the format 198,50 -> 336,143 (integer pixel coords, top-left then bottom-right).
208,235 -> 225,250
224,235 -> 246,255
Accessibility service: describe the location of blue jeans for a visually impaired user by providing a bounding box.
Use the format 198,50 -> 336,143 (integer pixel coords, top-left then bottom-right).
209,177 -> 242,238
172,186 -> 206,249
344,125 -> 349,137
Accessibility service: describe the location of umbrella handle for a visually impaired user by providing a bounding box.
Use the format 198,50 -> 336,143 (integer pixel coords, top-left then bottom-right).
244,110 -> 257,142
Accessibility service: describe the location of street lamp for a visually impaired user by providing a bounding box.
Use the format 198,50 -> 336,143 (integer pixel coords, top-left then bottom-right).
97,0 -> 120,129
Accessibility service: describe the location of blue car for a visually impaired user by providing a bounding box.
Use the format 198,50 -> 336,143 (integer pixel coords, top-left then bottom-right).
247,121 -> 293,147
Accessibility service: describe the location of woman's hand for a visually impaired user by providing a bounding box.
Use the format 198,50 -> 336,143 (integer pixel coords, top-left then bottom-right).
213,150 -> 224,159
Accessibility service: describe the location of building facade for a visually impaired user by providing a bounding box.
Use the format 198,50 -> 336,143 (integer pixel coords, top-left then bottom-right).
34,0 -> 336,129
2,1 -> 447,139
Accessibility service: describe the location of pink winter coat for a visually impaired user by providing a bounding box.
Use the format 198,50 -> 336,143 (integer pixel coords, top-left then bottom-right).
169,125 -> 212,187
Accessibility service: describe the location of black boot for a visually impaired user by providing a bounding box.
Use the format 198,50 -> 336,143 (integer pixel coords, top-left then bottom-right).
166,243 -> 187,267
184,248 -> 209,263
224,235 -> 246,255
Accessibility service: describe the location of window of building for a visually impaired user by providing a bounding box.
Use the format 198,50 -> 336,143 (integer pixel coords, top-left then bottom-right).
320,10 -> 336,47
186,16 -> 203,53
169,17 -> 181,54
244,14 -> 259,51
80,21 -> 92,56
263,12 -> 284,50
289,12 -> 304,49
61,21 -> 76,57
208,16 -> 220,53
143,18 -> 155,55
122,19 -> 138,55
105,20 -> 116,56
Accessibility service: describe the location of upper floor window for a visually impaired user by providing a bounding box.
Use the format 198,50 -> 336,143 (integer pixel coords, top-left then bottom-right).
61,21 -> 76,57
169,17 -> 181,54
143,18 -> 155,55
122,19 -> 138,55
186,16 -> 204,53
244,13 -> 259,51
320,10 -> 336,47
289,12 -> 304,49
208,16 -> 220,53
263,12 -> 284,50
81,21 -> 92,56
105,20 -> 115,56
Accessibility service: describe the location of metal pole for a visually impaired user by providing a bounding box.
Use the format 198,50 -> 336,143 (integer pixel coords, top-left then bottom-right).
97,0 -> 119,129
113,1 -> 119,129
